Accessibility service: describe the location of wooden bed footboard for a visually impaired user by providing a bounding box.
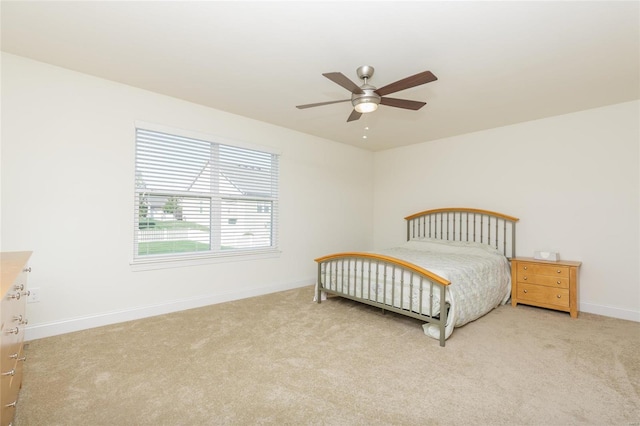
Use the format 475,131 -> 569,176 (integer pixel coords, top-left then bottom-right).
315,252 -> 451,347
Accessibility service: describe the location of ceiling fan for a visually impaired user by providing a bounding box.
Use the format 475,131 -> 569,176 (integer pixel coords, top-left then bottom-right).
296,66 -> 437,122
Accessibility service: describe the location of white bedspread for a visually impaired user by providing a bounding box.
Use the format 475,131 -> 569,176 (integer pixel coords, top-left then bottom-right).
317,239 -> 511,341
381,239 -> 511,339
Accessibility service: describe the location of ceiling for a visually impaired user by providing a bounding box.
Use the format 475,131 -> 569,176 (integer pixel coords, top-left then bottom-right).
2,1 -> 639,151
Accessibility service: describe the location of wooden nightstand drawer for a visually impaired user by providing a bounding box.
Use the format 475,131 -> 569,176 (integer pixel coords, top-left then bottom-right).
516,272 -> 569,289
517,282 -> 570,308
516,263 -> 569,278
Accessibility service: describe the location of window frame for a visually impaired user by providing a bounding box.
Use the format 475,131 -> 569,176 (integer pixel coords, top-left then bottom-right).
131,122 -> 281,271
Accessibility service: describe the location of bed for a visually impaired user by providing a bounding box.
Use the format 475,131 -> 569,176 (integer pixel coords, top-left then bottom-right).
314,208 -> 519,347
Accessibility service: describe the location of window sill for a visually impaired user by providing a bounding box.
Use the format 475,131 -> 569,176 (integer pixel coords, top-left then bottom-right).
130,249 -> 282,271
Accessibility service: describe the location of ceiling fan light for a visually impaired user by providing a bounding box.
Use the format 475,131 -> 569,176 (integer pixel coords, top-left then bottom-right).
354,100 -> 379,113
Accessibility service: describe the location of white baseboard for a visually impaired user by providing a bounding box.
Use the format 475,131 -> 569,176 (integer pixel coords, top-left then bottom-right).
25,279 -> 314,341
580,302 -> 640,322
25,283 -> 638,341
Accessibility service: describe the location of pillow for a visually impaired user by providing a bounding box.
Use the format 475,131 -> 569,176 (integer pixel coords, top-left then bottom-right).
403,238 -> 503,256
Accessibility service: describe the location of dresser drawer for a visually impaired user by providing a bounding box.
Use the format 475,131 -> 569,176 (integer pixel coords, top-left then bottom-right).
516,272 -> 569,289
0,338 -> 21,371
1,289 -> 23,331
0,345 -> 21,425
517,282 -> 570,308
516,263 -> 569,278
10,343 -> 25,402
2,295 -> 25,364
0,370 -> 14,425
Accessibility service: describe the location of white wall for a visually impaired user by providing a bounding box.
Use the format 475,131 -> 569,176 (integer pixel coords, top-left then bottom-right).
373,100 -> 640,321
0,53 -> 374,339
3,53 -> 637,342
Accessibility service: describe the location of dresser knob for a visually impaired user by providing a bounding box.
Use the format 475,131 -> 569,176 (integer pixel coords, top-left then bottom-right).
7,353 -> 26,363
556,281 -> 561,285
557,270 -> 561,274
5,328 -> 19,335
523,289 -> 528,293
13,284 -> 24,291
11,315 -> 28,325
557,294 -> 562,298
23,267 -> 31,273
7,292 -> 20,300
523,266 -> 528,270
523,276 -> 528,280
1,369 -> 15,377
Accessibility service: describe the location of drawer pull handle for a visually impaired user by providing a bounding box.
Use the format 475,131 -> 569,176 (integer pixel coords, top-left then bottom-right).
8,353 -> 26,362
523,266 -> 528,270
13,315 -> 28,325
1,369 -> 15,377
523,289 -> 528,293
556,281 -> 561,285
523,276 -> 528,280
5,327 -> 19,335
8,292 -> 20,300
557,270 -> 561,274
13,284 -> 24,291
23,267 -> 31,273
557,295 -> 562,298
5,400 -> 17,408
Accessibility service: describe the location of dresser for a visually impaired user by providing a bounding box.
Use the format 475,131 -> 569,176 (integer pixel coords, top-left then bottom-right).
511,257 -> 581,318
1,251 -> 31,426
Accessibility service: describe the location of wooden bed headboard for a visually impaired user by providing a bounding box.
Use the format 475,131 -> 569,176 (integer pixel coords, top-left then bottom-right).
405,208 -> 519,258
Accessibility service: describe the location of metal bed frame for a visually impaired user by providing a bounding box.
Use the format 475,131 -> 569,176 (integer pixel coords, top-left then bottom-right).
315,208 -> 519,347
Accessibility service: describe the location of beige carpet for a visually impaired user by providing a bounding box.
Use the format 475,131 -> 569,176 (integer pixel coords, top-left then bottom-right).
14,286 -> 640,425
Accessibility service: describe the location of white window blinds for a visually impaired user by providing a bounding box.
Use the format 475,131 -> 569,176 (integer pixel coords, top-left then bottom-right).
134,128 -> 279,261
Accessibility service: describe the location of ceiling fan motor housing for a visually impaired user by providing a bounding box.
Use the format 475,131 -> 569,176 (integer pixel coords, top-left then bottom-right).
351,86 -> 381,112
352,66 -> 380,112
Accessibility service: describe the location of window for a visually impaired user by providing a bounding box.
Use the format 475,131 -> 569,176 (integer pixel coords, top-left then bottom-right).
133,127 -> 279,265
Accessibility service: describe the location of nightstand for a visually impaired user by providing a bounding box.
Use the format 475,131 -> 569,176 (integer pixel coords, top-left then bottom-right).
511,257 -> 581,318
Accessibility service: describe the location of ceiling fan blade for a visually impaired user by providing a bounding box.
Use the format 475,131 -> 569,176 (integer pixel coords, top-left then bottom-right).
347,110 -> 362,122
375,71 -> 438,96
380,97 -> 427,110
296,99 -> 351,109
323,72 -> 364,94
